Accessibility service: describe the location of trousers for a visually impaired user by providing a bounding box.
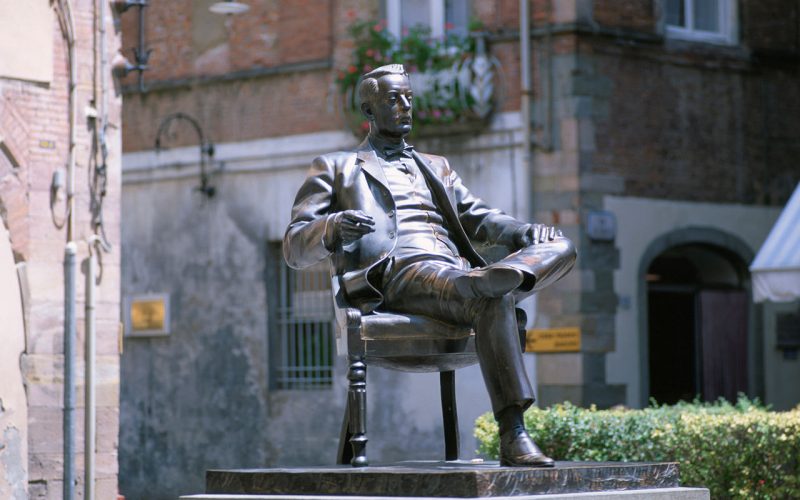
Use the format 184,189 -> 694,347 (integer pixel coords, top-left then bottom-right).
380,257 -> 535,413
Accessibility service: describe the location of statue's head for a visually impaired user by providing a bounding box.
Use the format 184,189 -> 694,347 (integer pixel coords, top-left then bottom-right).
358,64 -> 413,138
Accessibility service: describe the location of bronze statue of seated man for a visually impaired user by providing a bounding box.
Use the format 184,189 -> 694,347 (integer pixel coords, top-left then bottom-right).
284,64 -> 576,467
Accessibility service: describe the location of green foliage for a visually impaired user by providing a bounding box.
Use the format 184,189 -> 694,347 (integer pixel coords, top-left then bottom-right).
474,396 -> 800,499
336,19 -> 484,133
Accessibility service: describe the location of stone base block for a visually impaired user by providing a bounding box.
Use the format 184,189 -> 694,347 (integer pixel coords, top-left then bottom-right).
181,487 -> 710,500
189,461 -> 697,499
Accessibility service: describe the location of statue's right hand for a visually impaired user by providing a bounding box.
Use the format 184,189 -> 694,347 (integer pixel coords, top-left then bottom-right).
327,210 -> 375,247
515,224 -> 562,248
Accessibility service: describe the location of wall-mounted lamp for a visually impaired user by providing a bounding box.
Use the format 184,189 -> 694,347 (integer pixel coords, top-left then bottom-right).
112,0 -> 151,91
155,113 -> 216,198
209,0 -> 250,15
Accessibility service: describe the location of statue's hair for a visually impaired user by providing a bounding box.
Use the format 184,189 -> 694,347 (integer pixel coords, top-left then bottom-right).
357,64 -> 408,108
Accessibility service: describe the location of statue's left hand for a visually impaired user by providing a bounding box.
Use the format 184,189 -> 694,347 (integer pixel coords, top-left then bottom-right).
515,224 -> 562,248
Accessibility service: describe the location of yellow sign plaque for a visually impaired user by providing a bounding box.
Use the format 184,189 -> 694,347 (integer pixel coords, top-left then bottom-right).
526,327 -> 581,353
130,298 -> 166,332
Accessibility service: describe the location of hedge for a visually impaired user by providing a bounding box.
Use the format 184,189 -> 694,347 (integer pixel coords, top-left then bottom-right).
474,397 -> 800,499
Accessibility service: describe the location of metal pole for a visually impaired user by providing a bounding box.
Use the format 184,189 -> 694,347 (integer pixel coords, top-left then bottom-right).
84,246 -> 97,500
137,1 -> 146,91
63,242 -> 77,500
520,0 -> 532,176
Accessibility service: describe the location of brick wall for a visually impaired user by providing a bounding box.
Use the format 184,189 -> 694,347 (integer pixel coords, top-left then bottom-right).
593,0 -> 657,32
121,0 -> 336,85
122,70 -> 337,152
586,0 -> 800,206
742,0 -> 800,54
0,1 -> 122,498
120,0 -> 523,152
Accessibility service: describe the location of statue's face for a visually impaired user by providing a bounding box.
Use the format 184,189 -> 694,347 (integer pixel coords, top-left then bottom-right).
367,73 -> 413,138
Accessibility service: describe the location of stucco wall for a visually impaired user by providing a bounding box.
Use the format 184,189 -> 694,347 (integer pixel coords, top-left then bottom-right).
605,195 -> 781,407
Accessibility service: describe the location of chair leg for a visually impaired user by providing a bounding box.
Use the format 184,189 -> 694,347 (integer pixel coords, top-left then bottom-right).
347,356 -> 368,466
440,370 -> 459,461
336,403 -> 353,465
515,307 -> 528,352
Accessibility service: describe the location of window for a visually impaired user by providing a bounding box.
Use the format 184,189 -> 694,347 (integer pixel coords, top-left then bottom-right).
664,0 -> 737,45
385,0 -> 470,39
271,250 -> 335,390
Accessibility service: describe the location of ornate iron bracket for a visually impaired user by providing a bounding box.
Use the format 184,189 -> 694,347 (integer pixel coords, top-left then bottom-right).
154,113 -> 216,198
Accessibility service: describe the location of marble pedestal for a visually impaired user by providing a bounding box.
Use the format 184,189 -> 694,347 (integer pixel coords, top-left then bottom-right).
181,461 -> 709,499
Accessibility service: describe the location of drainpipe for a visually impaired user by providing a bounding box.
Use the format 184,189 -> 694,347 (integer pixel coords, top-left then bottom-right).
543,0 -> 554,152
63,4 -> 77,242
82,0 -> 108,496
84,239 -> 98,500
519,0 -> 542,339
63,242 -> 76,500
520,0 -> 532,219
56,1 -> 78,499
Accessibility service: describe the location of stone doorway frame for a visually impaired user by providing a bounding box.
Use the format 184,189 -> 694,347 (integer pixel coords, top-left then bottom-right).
637,227 -> 762,406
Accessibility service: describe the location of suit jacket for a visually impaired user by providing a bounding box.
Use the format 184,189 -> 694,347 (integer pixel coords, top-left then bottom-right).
283,138 -> 529,312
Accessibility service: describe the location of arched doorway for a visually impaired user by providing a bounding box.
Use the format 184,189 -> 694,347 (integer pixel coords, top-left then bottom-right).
646,242 -> 750,404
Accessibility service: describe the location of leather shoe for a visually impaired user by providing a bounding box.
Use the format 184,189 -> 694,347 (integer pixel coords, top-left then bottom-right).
499,430 -> 555,467
453,264 -> 524,299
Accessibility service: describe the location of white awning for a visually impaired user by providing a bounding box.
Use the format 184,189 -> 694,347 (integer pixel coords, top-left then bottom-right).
750,182 -> 800,302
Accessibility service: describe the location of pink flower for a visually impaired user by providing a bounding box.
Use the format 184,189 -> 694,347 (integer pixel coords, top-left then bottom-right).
348,65 -> 357,73
432,109 -> 442,118
365,49 -> 375,57
360,121 -> 370,132
363,64 -> 373,72
445,22 -> 455,31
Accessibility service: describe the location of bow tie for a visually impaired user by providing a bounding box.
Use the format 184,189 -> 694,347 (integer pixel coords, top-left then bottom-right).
382,144 -> 414,160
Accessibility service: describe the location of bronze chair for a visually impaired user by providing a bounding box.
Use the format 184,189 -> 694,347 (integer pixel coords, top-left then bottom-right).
332,276 -> 526,467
